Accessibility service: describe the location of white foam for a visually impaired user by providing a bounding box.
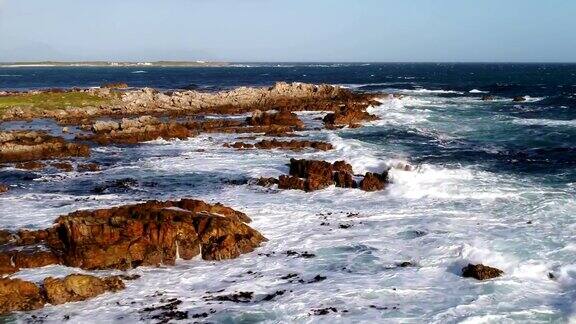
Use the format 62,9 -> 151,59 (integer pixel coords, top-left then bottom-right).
511,117 -> 576,127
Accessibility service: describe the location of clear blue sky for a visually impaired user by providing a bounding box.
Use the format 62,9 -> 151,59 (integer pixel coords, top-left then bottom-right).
0,0 -> 574,62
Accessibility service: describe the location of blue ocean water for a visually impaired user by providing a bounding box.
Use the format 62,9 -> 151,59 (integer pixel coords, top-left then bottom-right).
2,63 -> 575,181
0,64 -> 575,322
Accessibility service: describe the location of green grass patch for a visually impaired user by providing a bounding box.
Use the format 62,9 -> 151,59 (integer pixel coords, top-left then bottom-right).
0,92 -> 113,117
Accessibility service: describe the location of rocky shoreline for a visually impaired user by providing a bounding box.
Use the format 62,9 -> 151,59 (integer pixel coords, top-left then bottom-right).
0,82 -> 504,316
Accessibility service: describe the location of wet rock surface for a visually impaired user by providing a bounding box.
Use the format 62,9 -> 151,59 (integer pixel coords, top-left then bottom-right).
86,116 -> 194,145
462,263 -> 503,280
0,199 -> 265,271
43,274 -> 125,305
0,131 -> 90,163
273,158 -> 389,192
0,274 -> 124,315
226,139 -> 333,151
323,106 -> 378,128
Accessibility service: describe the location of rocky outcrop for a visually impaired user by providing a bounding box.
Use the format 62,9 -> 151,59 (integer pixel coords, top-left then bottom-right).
247,110 -> 304,130
0,274 -> 125,315
77,162 -> 100,172
1,83 -> 380,125
0,278 -> 45,314
87,116 -> 194,144
462,263 -> 503,280
278,159 -> 356,192
51,161 -> 74,172
0,131 -> 89,163
43,274 -> 125,305
270,158 -> 389,192
225,139 -> 333,151
15,161 -> 45,170
359,172 -> 389,191
323,106 -> 378,128
513,96 -> 526,102
0,199 -> 265,272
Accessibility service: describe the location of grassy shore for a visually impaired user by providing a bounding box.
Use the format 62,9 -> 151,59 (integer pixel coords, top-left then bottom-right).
0,92 -> 113,117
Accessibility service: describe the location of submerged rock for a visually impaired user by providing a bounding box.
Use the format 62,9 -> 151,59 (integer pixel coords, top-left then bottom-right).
462,263 -> 503,280
15,161 -> 45,171
77,162 -> 100,172
51,161 -> 74,172
513,96 -> 526,102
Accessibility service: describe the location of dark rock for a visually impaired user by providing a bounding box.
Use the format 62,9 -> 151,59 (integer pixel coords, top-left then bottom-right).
359,171 -> 389,191
255,177 -> 279,187
513,96 -> 526,102
51,162 -> 74,172
77,163 -> 100,172
462,263 -> 503,280
261,290 -> 286,301
310,307 -> 338,315
15,161 -> 45,171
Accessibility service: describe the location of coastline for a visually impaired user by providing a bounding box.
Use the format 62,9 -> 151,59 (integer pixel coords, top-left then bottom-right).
0,77 -> 573,321
0,61 -> 230,68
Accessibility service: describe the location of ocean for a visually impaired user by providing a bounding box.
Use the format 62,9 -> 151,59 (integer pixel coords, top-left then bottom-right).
1,63 -> 575,323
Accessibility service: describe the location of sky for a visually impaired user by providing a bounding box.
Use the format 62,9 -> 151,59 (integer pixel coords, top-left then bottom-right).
0,0 -> 575,62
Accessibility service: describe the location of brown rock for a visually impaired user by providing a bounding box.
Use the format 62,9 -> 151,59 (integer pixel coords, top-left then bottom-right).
77,163 -> 100,172
0,229 -> 15,245
462,263 -> 503,280
333,171 -> 356,188
227,139 -> 332,151
0,200 -> 263,271
0,131 -> 90,163
278,175 -> 306,191
247,110 -> 304,130
12,250 -> 60,269
43,274 -> 125,305
87,117 -> 194,145
323,106 -> 378,128
0,184 -> 8,194
15,161 -> 45,170
255,177 -> 279,187
0,278 -> 45,315
51,161 -> 74,172
0,252 -> 18,275
359,172 -> 388,191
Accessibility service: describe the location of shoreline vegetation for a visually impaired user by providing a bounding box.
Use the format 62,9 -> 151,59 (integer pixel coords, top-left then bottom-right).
0,61 -> 229,68
0,82 -> 503,316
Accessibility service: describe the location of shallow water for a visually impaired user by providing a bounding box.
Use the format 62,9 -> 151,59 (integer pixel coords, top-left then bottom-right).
1,64 -> 575,323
